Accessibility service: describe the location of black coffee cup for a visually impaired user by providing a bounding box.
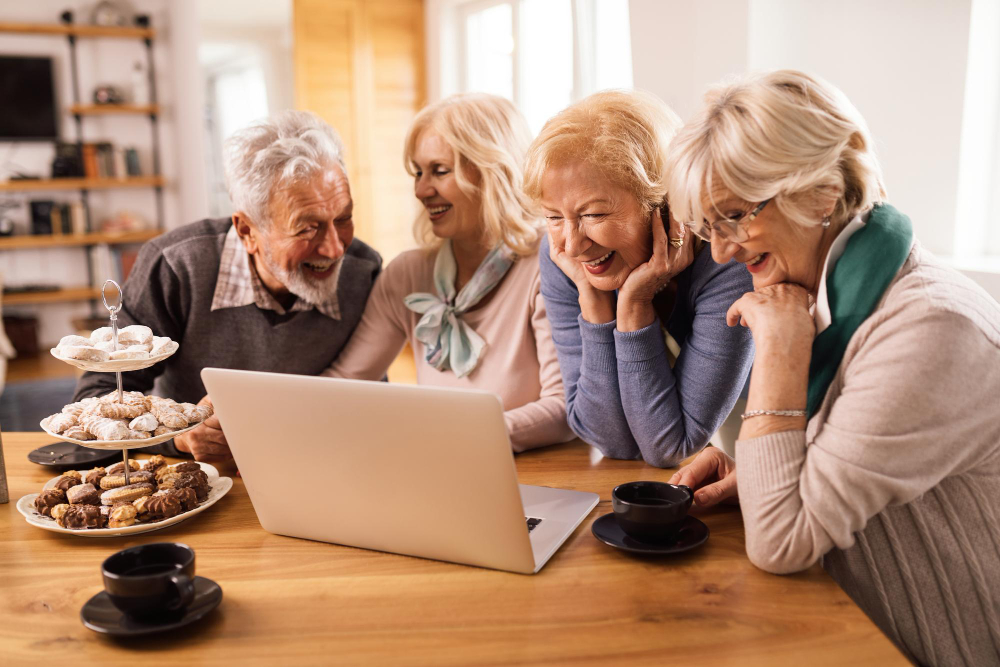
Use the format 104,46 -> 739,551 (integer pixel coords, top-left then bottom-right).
612,481 -> 693,543
102,542 -> 196,620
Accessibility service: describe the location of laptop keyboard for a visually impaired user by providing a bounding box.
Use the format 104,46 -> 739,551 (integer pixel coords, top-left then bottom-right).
526,517 -> 543,532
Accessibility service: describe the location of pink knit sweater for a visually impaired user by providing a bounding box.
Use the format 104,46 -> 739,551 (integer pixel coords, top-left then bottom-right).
736,243 -> 1000,666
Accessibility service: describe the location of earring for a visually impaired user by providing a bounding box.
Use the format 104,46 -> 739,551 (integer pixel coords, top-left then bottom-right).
821,216 -> 831,228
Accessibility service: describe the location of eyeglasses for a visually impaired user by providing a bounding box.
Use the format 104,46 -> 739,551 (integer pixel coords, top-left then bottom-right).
685,199 -> 770,243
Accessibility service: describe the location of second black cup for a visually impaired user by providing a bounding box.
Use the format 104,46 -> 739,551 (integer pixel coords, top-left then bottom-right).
612,481 -> 693,543
101,542 -> 196,620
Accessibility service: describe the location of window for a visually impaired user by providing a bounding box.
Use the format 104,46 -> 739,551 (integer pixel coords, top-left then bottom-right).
955,0 -> 1000,266
440,0 -> 632,134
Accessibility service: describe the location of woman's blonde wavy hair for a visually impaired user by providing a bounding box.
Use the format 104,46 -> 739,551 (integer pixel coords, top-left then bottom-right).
404,93 -> 540,256
523,90 -> 683,216
665,70 -> 886,234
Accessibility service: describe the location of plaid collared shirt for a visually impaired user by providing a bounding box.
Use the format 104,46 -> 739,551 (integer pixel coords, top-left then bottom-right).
210,225 -> 341,319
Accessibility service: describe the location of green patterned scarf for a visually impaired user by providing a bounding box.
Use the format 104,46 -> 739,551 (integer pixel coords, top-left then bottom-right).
807,204 -> 913,416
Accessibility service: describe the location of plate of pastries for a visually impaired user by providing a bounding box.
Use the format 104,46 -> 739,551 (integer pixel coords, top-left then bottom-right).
50,325 -> 179,372
40,391 -> 212,449
17,456 -> 233,537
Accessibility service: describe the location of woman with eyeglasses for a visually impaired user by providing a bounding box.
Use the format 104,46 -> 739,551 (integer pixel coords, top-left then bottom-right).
667,70 -> 1000,665
524,90 -> 755,467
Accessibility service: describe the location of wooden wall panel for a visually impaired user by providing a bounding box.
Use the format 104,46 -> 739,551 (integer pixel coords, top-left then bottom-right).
293,0 -> 425,261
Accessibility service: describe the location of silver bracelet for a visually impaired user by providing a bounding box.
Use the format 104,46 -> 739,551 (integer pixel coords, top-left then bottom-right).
740,409 -> 807,420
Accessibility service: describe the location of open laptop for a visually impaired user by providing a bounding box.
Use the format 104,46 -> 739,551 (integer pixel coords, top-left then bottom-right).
201,368 -> 599,574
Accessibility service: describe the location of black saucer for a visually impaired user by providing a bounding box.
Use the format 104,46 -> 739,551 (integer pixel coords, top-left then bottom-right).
28,442 -> 122,469
591,512 -> 709,554
81,576 -> 222,636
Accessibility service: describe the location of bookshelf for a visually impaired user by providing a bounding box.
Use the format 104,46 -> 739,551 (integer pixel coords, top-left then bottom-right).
0,176 -> 164,193
0,229 -> 160,251
0,12 -> 164,318
69,104 -> 160,116
3,286 -> 101,306
0,22 -> 155,39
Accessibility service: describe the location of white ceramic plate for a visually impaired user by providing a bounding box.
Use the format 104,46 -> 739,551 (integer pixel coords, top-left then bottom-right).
17,461 -> 232,538
49,346 -> 177,373
39,419 -> 199,450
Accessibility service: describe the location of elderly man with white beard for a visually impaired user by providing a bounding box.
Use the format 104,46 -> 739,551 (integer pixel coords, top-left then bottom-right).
73,111 -> 381,461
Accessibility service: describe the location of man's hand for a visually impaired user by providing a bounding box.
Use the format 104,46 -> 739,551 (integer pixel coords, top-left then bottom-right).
172,395 -> 232,462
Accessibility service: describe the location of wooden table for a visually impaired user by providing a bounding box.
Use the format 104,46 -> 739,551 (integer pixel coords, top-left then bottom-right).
1,432 -> 905,665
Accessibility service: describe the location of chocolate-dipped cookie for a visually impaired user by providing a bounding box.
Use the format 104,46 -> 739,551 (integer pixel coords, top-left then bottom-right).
106,459 -> 140,474
66,482 -> 100,505
84,467 -> 107,487
52,475 -> 83,491
59,504 -> 105,529
33,489 -> 67,516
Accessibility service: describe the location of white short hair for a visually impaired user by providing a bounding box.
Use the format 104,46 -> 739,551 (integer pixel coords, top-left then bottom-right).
224,110 -> 346,229
666,70 -> 885,231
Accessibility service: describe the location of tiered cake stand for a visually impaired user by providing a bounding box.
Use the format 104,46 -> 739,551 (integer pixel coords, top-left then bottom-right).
42,280 -> 197,485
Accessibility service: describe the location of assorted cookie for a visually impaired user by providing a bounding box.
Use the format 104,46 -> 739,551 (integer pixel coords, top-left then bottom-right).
30,456 -> 213,531
54,325 -> 178,363
41,392 -> 213,442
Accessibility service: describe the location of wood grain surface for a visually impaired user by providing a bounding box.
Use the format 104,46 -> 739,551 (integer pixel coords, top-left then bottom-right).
0,432 -> 905,665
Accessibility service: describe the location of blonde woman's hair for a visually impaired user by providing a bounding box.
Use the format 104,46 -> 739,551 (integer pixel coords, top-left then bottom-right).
523,90 -> 683,216
665,70 -> 886,233
404,93 -> 540,256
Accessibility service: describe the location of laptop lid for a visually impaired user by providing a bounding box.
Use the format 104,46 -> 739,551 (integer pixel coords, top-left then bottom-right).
202,368 -> 537,573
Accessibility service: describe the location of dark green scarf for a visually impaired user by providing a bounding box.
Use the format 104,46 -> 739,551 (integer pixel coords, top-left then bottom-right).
807,204 -> 913,416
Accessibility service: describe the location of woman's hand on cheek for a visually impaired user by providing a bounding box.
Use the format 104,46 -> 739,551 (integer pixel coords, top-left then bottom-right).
617,207 -> 695,331
548,227 -> 615,323
726,283 -> 815,352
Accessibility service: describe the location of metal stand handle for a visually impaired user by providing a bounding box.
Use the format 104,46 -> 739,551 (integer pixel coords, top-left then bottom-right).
102,280 -> 130,485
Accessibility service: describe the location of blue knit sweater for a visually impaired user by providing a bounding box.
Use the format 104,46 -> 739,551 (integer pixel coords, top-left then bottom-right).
539,235 -> 755,467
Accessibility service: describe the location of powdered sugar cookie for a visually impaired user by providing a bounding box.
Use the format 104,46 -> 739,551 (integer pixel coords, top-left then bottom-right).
60,346 -> 109,362
58,335 -> 92,348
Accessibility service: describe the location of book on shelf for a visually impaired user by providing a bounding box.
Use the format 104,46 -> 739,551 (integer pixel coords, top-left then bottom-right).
89,243 -> 146,286
79,143 -> 142,179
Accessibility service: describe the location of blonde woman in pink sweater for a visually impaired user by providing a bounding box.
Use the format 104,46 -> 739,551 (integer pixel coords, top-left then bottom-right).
323,93 -> 574,451
667,70 -> 1000,666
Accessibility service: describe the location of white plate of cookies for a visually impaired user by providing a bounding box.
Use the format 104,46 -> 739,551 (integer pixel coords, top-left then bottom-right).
40,391 -> 212,450
50,325 -> 179,372
17,457 -> 233,537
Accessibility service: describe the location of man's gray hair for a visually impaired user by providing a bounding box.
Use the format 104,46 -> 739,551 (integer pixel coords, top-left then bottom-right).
223,110 -> 346,228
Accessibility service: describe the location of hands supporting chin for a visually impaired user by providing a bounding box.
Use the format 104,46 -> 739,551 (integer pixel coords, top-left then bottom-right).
172,395 -> 233,463
616,207 -> 695,331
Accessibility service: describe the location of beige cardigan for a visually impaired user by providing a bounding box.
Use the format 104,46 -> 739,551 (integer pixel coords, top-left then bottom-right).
323,246 -> 575,451
737,243 -> 1000,666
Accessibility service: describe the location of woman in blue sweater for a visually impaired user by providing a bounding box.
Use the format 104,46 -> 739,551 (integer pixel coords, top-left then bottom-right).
523,91 -> 754,467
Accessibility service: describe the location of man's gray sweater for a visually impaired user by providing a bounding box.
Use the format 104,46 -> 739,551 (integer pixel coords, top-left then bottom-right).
73,218 -> 381,454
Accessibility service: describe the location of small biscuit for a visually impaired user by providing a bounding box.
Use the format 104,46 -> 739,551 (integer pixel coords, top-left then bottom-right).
59,504 -> 105,529
110,348 -> 149,361
58,335 -> 92,347
84,467 -> 107,486
78,414 -> 130,440
94,340 -> 116,353
100,470 -> 154,489
107,459 -> 141,474
101,482 -> 154,505
143,455 -> 168,473
108,504 -> 138,528
53,475 -> 82,491
180,403 -> 213,424
150,339 -> 179,357
34,489 -> 67,516
62,426 -> 95,441
67,483 -> 100,505
90,327 -> 115,343
98,402 -> 146,420
152,425 -> 174,437
117,325 -> 153,346
45,412 -> 78,434
60,346 -> 109,362
50,504 -> 72,522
